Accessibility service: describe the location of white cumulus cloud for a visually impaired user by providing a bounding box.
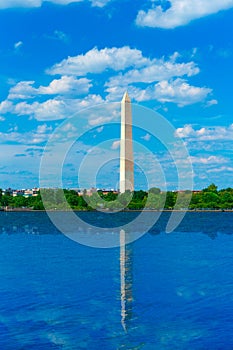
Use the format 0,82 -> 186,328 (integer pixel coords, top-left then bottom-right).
0,100 -> 13,114
115,79 -> 211,106
106,78 -> 211,106
36,123 -> 53,134
47,46 -> 148,76
207,166 -> 233,173
90,0 -> 110,6
14,41 -> 23,49
152,79 -> 211,106
190,155 -> 227,164
175,124 -> 233,140
39,76 -> 92,95
111,140 -> 120,149
8,76 -> 92,99
141,133 -> 151,141
0,124 -> 52,145
12,94 -> 103,121
106,57 -> 199,87
1,45 -> 215,117
0,0 -> 111,9
206,99 -> 218,107
136,0 -> 233,29
8,81 -> 37,100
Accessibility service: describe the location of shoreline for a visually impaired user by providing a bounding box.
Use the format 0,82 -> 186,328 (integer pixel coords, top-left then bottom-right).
1,209 -> 233,213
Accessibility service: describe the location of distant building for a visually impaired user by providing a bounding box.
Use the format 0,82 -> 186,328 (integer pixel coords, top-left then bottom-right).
2,188 -> 39,198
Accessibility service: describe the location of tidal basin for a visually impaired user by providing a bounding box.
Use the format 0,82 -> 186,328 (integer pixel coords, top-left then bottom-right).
0,211 -> 233,349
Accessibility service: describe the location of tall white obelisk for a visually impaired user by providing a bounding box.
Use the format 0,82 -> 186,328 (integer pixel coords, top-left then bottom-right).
120,92 -> 134,193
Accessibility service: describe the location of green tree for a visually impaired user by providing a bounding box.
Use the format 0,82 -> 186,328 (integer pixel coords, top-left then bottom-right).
118,190 -> 132,208
175,192 -> 192,210
133,190 -> 148,201
13,196 -> 28,208
145,193 -> 161,209
148,187 -> 161,195
164,191 -> 176,209
103,191 -> 118,202
1,193 -> 13,207
203,183 -> 218,193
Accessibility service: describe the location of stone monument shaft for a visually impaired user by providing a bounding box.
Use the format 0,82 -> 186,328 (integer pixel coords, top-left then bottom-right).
120,92 -> 134,193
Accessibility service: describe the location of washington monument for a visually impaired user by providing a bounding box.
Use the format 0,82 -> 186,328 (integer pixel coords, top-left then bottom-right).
120,92 -> 134,193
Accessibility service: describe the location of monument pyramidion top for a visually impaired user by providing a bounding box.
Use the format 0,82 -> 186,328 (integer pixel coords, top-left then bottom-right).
122,91 -> 131,103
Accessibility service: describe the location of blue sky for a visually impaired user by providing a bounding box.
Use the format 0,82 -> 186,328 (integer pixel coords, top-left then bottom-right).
0,0 -> 233,190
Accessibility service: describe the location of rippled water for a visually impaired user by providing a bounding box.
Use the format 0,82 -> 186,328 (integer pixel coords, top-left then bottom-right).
0,212 -> 233,349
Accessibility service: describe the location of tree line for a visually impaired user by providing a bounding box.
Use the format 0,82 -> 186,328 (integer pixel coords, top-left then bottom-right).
0,184 -> 233,211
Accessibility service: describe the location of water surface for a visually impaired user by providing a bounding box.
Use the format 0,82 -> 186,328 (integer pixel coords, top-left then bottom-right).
0,212 -> 233,349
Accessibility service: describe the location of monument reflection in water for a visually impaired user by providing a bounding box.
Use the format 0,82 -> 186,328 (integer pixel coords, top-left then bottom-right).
120,229 -> 134,332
